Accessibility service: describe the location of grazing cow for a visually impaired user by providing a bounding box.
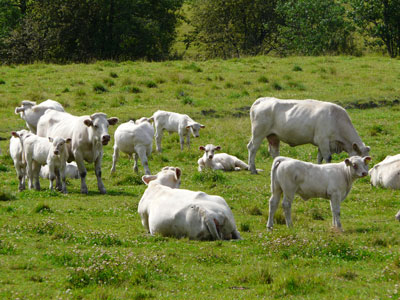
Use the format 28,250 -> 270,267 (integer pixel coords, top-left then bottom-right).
369,154 -> 400,189
247,97 -> 370,173
138,167 -> 241,240
198,144 -> 250,171
37,110 -> 118,194
15,100 -> 64,134
40,162 -> 79,180
10,130 -> 33,191
150,110 -> 205,152
267,156 -> 371,231
24,134 -> 71,193
111,118 -> 154,175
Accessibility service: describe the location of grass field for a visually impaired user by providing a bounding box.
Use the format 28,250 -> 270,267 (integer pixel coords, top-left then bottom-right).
0,55 -> 400,299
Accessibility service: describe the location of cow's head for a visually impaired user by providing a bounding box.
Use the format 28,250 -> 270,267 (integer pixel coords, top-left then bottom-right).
142,166 -> 181,188
48,137 -> 71,156
345,156 -> 371,178
11,129 -> 32,141
135,117 -> 152,124
199,144 -> 221,160
83,113 -> 118,145
186,122 -> 205,138
15,100 -> 36,115
351,143 -> 371,158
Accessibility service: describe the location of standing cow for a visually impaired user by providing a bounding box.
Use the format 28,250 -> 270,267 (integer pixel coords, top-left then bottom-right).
247,97 -> 370,173
10,130 -> 32,191
37,110 -> 118,194
15,100 -> 64,133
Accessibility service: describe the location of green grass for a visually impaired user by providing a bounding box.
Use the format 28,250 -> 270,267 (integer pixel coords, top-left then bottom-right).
0,55 -> 400,299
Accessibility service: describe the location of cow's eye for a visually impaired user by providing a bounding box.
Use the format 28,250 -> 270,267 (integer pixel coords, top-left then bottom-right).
353,164 -> 358,169
94,125 -> 98,129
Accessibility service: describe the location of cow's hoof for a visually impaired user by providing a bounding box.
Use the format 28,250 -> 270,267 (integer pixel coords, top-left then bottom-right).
266,226 -> 273,232
81,189 -> 88,194
99,188 -> 106,194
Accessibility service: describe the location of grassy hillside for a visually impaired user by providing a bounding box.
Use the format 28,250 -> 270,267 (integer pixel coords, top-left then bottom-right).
0,56 -> 400,299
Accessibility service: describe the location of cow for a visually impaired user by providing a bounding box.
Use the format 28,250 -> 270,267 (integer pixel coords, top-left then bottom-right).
37,110 -> 118,194
150,110 -> 205,152
267,155 -> 371,231
111,118 -> 154,175
40,162 -> 79,180
198,144 -> 251,171
23,134 -> 71,193
10,130 -> 33,191
138,166 -> 242,240
247,97 -> 370,173
369,154 -> 400,189
15,99 -> 64,134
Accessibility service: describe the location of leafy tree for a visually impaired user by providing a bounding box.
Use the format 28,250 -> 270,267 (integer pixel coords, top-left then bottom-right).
349,0 -> 400,57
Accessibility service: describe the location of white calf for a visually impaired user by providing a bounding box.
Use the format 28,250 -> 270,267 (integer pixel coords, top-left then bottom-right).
198,144 -> 250,171
150,110 -> 205,152
10,130 -> 33,191
369,154 -> 400,189
111,119 -> 154,175
40,162 -> 79,180
267,156 -> 371,231
24,134 -> 71,193
138,167 -> 241,240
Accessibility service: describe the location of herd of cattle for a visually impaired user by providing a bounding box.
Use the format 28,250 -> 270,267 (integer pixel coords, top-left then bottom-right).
3,97 -> 400,240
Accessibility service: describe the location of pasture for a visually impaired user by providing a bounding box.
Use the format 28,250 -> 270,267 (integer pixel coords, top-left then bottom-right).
0,55 -> 400,299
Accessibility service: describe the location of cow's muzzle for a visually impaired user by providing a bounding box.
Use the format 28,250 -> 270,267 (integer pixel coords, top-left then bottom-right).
361,172 -> 368,177
54,150 -> 59,155
208,155 -> 213,160
102,135 -> 111,145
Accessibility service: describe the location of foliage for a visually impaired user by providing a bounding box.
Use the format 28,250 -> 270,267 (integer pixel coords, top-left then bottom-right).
349,0 -> 400,57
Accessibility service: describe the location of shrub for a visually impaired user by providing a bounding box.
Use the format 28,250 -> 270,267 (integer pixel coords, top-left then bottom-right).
93,83 -> 108,93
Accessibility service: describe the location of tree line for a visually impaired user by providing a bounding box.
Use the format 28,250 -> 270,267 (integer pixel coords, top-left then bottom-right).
0,0 -> 399,64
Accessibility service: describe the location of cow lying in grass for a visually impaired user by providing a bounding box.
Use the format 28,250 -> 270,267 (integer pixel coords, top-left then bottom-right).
197,144 -> 250,171
369,154 -> 400,189
138,166 -> 241,240
267,156 -> 371,231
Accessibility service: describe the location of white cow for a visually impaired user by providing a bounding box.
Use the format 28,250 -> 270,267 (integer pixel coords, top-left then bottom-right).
10,130 -> 33,191
247,97 -> 370,173
37,110 -> 118,194
40,162 -> 79,180
198,144 -> 250,171
369,154 -> 400,189
150,110 -> 205,152
138,167 -> 241,240
267,155 -> 371,231
111,118 -> 154,175
15,100 -> 64,134
24,134 -> 71,193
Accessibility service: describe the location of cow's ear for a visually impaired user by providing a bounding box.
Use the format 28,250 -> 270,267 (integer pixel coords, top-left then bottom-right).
200,124 -> 205,129
366,146 -> 371,152
84,119 -> 93,127
48,137 -> 54,143
142,175 -> 157,185
215,146 -> 221,151
186,125 -> 191,129
175,167 -> 182,181
364,156 -> 372,164
11,131 -> 19,138
352,143 -> 361,155
345,158 -> 351,166
66,138 -> 72,144
108,117 -> 119,126
199,146 -> 205,151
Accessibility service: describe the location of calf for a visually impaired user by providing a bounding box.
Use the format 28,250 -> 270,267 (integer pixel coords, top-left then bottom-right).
369,154 -> 400,189
10,130 -> 32,191
40,162 -> 79,180
198,144 -> 250,171
267,156 -> 371,231
15,99 -> 64,133
138,167 -> 241,240
24,134 -> 71,193
150,110 -> 205,152
111,118 -> 154,175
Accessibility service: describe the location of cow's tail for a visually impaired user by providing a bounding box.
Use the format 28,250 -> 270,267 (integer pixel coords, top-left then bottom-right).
195,205 -> 222,240
271,156 -> 287,192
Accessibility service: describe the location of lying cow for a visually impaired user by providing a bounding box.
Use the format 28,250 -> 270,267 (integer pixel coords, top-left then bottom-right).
10,130 -> 32,191
40,162 -> 79,180
138,166 -> 241,240
369,154 -> 400,189
24,134 -> 71,193
267,155 -> 371,231
150,110 -> 205,152
111,118 -> 154,175
37,110 -> 118,194
247,97 -> 370,173
198,144 -> 251,171
15,99 -> 64,134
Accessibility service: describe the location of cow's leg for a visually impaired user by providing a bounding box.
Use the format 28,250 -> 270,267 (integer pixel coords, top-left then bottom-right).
15,163 -> 25,191
55,169 -> 62,191
330,195 -> 342,231
136,146 -> 150,175
25,153 -> 34,190
186,132 -> 190,149
59,164 -> 67,193
74,151 -> 88,194
133,153 -> 139,173
94,153 -> 106,194
317,141 -> 332,163
48,164 -> 56,191
267,189 -> 282,230
247,133 -> 265,174
155,126 -> 163,152
317,149 -> 323,164
267,134 -> 280,158
178,130 -> 185,151
110,145 -> 119,173
282,192 -> 294,228
32,162 -> 41,191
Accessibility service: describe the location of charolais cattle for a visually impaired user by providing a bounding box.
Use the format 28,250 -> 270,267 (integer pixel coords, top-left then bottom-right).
369,154 -> 400,189
10,130 -> 33,191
